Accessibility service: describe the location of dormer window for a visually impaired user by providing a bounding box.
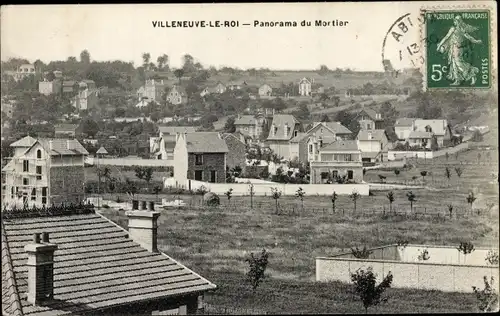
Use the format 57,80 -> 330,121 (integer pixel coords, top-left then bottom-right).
273,125 -> 278,135
286,126 -> 291,136
294,130 -> 298,137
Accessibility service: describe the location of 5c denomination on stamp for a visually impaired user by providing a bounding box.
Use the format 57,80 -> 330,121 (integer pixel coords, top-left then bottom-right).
423,10 -> 491,89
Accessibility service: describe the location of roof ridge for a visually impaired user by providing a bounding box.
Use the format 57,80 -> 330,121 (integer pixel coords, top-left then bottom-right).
1,221 -> 24,316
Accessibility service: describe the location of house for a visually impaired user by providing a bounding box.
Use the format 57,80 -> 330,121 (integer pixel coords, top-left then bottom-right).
173,132 -> 228,183
356,129 -> 391,163
223,133 -> 247,170
309,140 -> 363,184
1,136 -> 88,208
408,131 -> 432,149
135,98 -> 150,108
227,80 -> 247,91
234,113 -> 267,141
1,204 -> 216,316
215,82 -> 227,94
295,121 -> 352,163
258,84 -> 273,97
144,79 -> 168,103
266,114 -> 301,160
356,108 -> 384,130
167,85 -> 187,105
53,70 -> 63,79
414,119 -> 452,147
54,123 -> 82,138
72,80 -> 99,111
38,79 -> 62,95
394,118 -> 416,141
62,80 -> 78,95
298,77 -> 312,96
14,64 -> 36,81
152,126 -> 198,160
136,86 -> 146,100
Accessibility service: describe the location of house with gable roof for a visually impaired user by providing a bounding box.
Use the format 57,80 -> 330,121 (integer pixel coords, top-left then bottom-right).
356,108 -> 384,130
298,77 -> 312,96
167,85 -> 188,105
1,136 -> 89,208
151,126 -> 199,160
258,84 -> 273,97
414,119 -> 452,148
1,204 -> 216,316
266,114 -> 301,160
173,132 -> 229,183
234,113 -> 267,141
356,129 -> 391,162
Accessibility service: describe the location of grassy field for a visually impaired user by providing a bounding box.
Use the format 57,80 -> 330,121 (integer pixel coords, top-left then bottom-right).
99,185 -> 498,313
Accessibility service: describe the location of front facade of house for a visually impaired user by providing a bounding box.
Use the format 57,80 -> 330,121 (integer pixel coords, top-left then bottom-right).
14,64 -> 36,81
358,108 -> 384,131
356,129 -> 390,162
297,122 -> 353,163
167,85 -> 187,105
1,205 -> 216,316
144,79 -> 167,103
234,114 -> 267,140
71,80 -> 99,111
258,84 -> 273,97
39,79 -> 62,95
298,78 -> 312,96
394,118 -> 416,141
309,140 -> 363,184
1,136 -> 88,208
414,119 -> 451,147
266,114 -> 301,160
408,131 -> 432,149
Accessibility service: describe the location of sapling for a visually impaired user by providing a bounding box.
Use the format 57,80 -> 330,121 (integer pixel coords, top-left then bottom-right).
485,250 -> 499,265
386,191 -> 395,213
271,187 -> 282,215
225,188 -> 233,205
331,191 -> 338,213
350,267 -> 393,314
295,187 -> 305,212
349,190 -> 360,213
245,249 -> 269,292
472,276 -> 499,312
417,249 -> 430,261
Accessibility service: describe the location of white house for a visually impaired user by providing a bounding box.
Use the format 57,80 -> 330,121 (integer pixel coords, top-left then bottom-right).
414,119 -> 452,147
394,118 -> 416,141
298,78 -> 312,96
356,129 -> 390,162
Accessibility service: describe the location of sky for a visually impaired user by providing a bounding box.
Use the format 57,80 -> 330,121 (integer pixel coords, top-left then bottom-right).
1,2 -> 496,71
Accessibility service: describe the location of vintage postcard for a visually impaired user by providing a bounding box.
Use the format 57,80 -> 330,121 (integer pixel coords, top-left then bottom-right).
1,2 -> 498,315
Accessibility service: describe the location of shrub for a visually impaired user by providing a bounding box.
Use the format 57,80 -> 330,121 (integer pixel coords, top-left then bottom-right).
417,249 -> 430,261
485,250 -> 499,265
350,267 -> 393,314
472,276 -> 499,312
351,246 -> 373,259
245,249 -> 269,292
203,192 -> 220,207
196,185 -> 208,195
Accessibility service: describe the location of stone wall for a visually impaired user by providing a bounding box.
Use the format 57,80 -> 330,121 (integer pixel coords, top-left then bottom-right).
224,135 -> 246,170
49,166 -> 85,205
188,153 -> 226,183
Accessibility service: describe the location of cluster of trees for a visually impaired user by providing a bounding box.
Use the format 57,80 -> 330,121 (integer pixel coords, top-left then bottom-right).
346,82 -> 410,96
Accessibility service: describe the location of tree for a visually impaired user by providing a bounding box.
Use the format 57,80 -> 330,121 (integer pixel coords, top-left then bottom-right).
331,191 -> 338,213
143,167 -> 153,184
142,53 -> 151,69
320,114 -> 330,122
224,116 -> 236,133
182,54 -> 195,73
472,276 -> 499,312
135,167 -> 145,181
467,191 -> 477,213
80,50 -> 91,64
350,267 -> 393,314
349,190 -> 360,213
81,118 -> 100,138
420,170 -> 427,181
174,68 -> 184,84
153,185 -> 162,202
455,166 -> 463,178
445,167 -> 452,184
225,188 -> 233,205
379,101 -> 399,128
245,249 -> 269,292
430,135 -> 439,151
157,54 -> 169,71
471,130 -> 484,142
406,191 -> 416,212
271,187 -> 282,215
125,178 -> 137,198
387,191 -> 395,213
458,242 -> 475,264
295,187 -> 305,212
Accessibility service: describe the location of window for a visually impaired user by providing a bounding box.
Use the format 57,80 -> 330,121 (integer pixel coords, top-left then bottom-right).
23,160 -> 29,172
36,166 -> 42,177
286,127 -> 291,135
380,143 -> 383,151
347,170 -> 354,180
309,144 -> 313,153
319,140 -> 323,148
195,154 -> 203,165
31,188 -> 36,201
367,124 -> 372,130
332,170 -> 338,178
23,178 -> 29,186
37,150 -> 42,159
273,126 -> 278,135
194,170 -> 203,181
42,187 -> 47,204
294,130 -> 298,137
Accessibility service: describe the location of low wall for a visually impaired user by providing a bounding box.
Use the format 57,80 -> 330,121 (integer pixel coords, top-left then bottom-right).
316,244 -> 499,293
86,157 -> 173,167
432,142 -> 470,158
388,151 -> 433,161
164,178 -> 369,196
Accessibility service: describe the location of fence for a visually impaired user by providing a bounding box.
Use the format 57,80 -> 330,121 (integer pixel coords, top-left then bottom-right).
164,179 -> 370,196
86,157 -> 174,167
316,244 -> 499,293
201,303 -> 267,315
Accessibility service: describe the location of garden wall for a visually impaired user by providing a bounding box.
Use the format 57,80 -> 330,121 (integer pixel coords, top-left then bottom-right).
163,178 -> 370,196
388,143 -> 470,161
86,157 -> 174,167
316,244 -> 499,293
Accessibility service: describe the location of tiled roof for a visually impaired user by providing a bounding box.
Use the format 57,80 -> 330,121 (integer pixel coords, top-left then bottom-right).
9,136 -> 36,148
409,131 -> 432,139
359,108 -> 382,121
267,115 -> 300,141
2,223 -> 23,316
1,207 -> 216,316
290,132 -> 307,143
323,122 -> 352,134
36,138 -> 89,156
357,129 -> 387,141
158,126 -> 198,135
321,140 -> 359,152
96,147 -> 108,155
186,132 -> 228,153
235,115 -> 257,125
414,119 -> 448,136
222,133 -> 246,145
395,118 -> 415,127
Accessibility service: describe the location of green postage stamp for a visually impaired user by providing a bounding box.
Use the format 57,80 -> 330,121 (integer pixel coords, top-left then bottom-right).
423,9 -> 492,89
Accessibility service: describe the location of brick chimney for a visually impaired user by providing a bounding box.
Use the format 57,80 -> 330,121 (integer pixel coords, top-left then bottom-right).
126,211 -> 161,252
24,232 -> 58,306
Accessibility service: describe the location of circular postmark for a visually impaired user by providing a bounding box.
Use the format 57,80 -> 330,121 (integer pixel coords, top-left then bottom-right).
381,13 -> 425,77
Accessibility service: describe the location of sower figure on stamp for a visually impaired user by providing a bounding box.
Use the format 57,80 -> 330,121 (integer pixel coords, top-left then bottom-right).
436,15 -> 483,86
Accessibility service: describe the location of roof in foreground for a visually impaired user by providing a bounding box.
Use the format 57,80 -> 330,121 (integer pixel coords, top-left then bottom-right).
186,132 -> 229,153
1,205 -> 216,316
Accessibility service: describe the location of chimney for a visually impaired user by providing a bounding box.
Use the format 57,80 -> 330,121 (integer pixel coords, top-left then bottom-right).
24,233 -> 58,306
368,132 -> 372,140
152,79 -> 155,84
284,123 -> 289,137
161,79 -> 164,84
126,211 -> 161,252
66,140 -> 71,149
49,140 -> 53,150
